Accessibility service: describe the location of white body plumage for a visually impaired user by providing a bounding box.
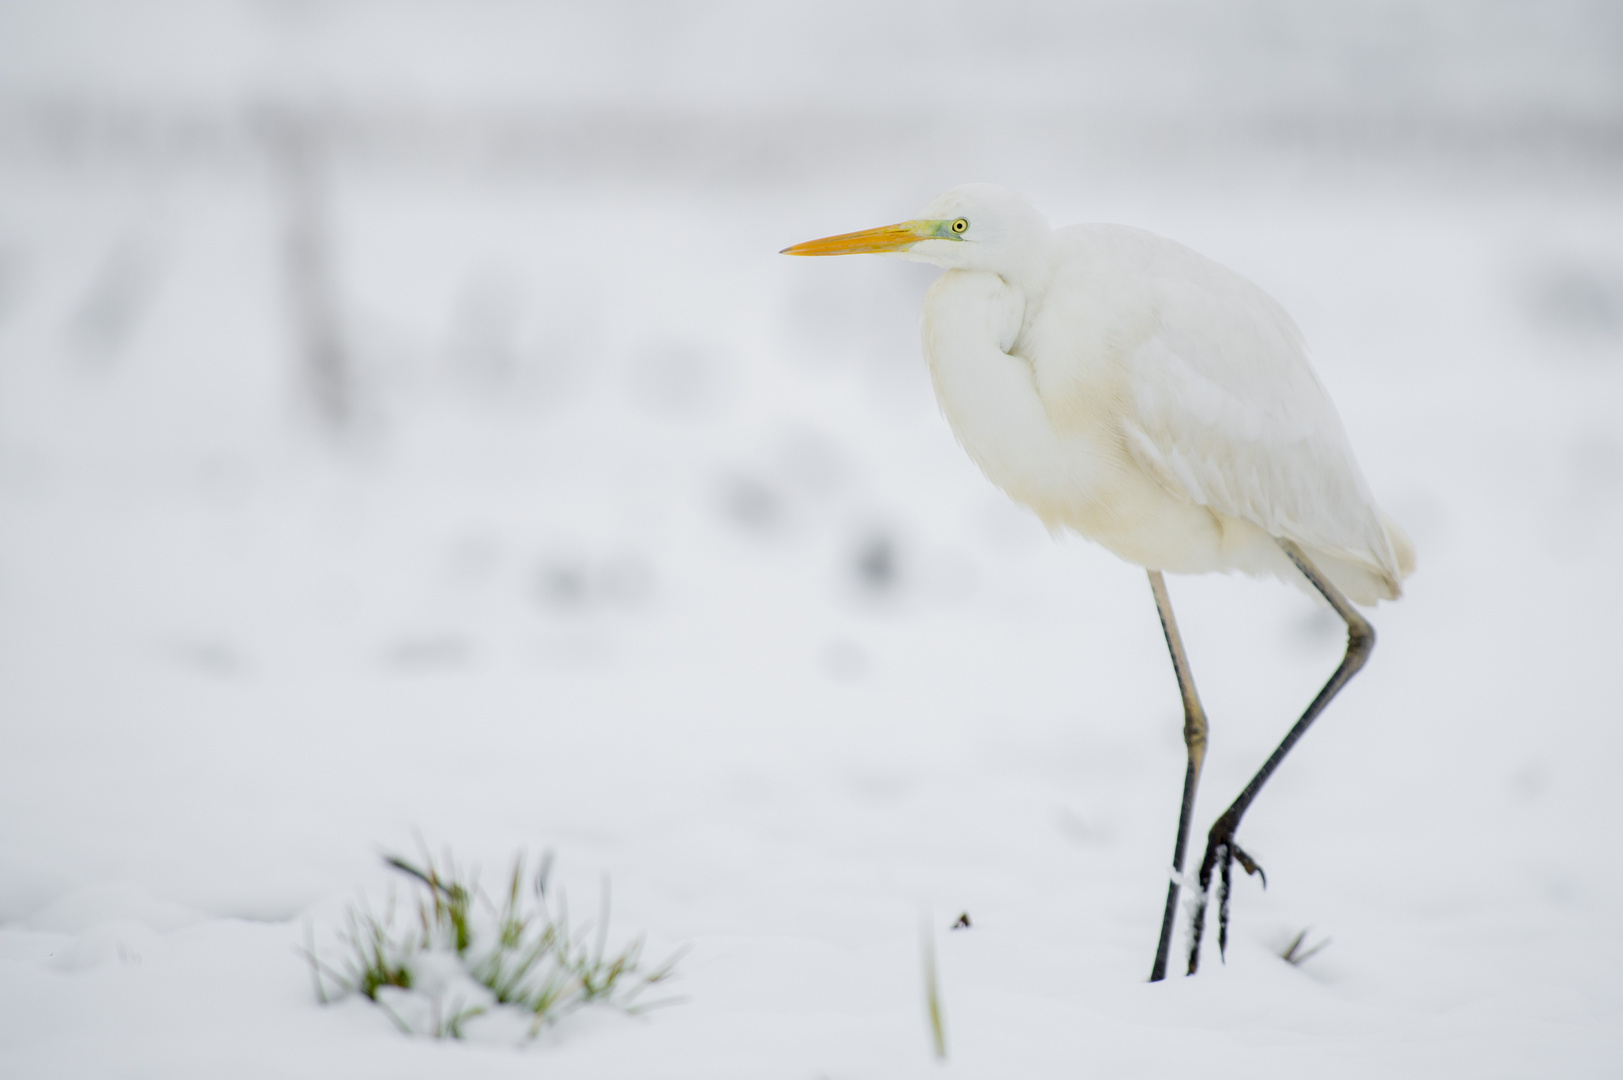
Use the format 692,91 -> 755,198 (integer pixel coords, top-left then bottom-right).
909,188 -> 1413,606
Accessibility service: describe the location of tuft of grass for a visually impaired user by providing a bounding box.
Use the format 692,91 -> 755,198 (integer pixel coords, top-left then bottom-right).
431,994 -> 486,1039
1280,927 -> 1332,967
304,844 -> 684,1040
304,892 -> 412,1001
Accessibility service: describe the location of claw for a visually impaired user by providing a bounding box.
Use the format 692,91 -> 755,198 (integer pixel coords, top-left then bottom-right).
1231,844 -> 1266,888
1186,831 -> 1267,974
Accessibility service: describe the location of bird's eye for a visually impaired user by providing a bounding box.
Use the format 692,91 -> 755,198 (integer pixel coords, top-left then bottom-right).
951,218 -> 969,234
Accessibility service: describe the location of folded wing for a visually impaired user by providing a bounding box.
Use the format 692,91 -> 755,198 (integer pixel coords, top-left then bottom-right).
1118,262 -> 1403,593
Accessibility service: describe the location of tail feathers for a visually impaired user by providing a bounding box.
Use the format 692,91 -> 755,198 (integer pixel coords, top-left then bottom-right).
1314,511 -> 1414,605
1381,511 -> 1417,580
1312,551 -> 1400,606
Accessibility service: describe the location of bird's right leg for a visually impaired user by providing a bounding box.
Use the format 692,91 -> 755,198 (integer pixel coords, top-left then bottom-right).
1146,570 -> 1208,983
1185,540 -> 1375,974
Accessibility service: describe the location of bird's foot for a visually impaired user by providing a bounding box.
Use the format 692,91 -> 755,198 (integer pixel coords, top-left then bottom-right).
1185,826 -> 1266,975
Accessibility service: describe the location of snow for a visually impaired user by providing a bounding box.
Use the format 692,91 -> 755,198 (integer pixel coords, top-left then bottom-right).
2,2 -> 1622,1076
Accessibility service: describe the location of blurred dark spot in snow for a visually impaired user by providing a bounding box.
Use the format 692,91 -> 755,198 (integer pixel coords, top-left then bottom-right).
720,475 -> 785,533
164,639 -> 247,678
625,341 -> 726,416
67,234 -> 162,365
1510,761 -> 1549,801
540,563 -> 590,606
822,638 -> 868,681
385,634 -> 474,671
853,532 -> 898,593
1525,260 -> 1623,345
534,554 -> 653,612
950,912 -> 972,930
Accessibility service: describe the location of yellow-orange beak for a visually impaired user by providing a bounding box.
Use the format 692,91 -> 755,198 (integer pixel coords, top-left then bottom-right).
780,220 -> 940,256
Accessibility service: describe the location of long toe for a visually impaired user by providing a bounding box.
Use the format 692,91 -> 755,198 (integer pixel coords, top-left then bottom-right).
1231,843 -> 1266,888
1214,839 -> 1270,962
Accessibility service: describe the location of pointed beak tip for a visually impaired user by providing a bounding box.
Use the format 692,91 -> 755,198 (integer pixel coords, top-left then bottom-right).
779,221 -> 929,258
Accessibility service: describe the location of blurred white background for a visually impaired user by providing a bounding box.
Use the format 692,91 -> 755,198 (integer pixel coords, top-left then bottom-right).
0,2 -> 1620,1077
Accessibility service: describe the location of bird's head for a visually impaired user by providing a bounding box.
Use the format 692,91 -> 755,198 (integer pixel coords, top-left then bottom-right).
782,183 -> 1054,288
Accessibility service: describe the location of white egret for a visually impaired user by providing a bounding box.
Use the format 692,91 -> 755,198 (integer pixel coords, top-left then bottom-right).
782,184 -> 1414,980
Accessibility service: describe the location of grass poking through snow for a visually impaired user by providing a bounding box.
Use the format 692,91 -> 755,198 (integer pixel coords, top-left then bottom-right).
304,845 -> 683,1040
921,914 -> 947,1061
1280,927 -> 1332,967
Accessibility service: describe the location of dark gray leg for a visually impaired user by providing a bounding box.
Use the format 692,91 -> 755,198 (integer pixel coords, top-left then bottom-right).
1146,570 -> 1209,983
1186,539 -> 1375,974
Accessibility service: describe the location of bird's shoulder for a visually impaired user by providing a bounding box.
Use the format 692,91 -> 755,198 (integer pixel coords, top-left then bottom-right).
1046,224 -> 1308,360
1031,223 -> 1326,427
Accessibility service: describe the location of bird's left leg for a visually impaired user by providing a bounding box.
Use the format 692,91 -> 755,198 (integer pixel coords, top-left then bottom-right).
1145,571 -> 1208,983
1186,539 -> 1375,975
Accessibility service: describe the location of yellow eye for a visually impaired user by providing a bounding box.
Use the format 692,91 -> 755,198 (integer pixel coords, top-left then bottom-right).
951,218 -> 969,234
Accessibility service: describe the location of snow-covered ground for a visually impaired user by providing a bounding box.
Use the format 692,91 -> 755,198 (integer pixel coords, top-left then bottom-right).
1,3 -> 1621,1076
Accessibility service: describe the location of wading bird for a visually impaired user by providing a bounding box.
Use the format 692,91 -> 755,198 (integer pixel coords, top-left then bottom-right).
782,184 -> 1413,980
